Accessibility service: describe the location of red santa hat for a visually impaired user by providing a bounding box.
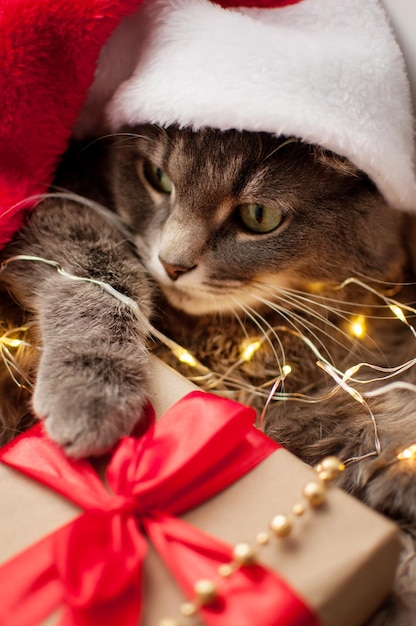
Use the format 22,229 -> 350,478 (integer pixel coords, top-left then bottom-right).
0,0 -> 145,249
101,0 -> 416,213
0,0 -> 415,253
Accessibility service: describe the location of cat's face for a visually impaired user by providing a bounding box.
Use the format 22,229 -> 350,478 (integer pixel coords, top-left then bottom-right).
110,125 -> 405,315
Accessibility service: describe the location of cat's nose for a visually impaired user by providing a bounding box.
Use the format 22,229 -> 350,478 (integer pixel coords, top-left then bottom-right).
159,256 -> 196,281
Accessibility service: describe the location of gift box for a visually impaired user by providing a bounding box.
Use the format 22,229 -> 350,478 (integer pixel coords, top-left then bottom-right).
0,356 -> 400,626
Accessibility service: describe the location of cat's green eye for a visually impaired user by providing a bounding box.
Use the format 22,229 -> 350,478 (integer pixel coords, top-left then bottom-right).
238,203 -> 283,233
143,161 -> 173,194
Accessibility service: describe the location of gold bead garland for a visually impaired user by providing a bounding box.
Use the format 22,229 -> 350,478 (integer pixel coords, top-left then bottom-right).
302,480 -> 327,507
292,503 -> 305,516
179,579 -> 218,617
158,455 -> 345,626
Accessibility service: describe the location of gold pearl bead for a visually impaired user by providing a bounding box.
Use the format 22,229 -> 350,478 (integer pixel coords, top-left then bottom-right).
318,470 -> 331,483
180,602 -> 197,617
314,456 -> 345,482
232,542 -> 257,566
303,480 -> 326,507
158,620 -> 180,626
193,579 -> 218,605
218,563 -> 234,578
292,503 -> 305,516
256,531 -> 270,545
270,514 -> 292,537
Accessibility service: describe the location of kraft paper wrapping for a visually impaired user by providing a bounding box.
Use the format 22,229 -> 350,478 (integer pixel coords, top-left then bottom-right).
0,356 -> 400,626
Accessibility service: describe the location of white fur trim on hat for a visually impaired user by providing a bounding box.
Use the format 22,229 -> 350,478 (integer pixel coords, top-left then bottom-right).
105,0 -> 416,212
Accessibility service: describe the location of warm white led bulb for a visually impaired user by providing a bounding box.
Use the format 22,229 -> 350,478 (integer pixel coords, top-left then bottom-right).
173,348 -> 198,367
397,444 -> 416,461
241,340 -> 262,362
389,304 -> 407,324
350,315 -> 366,338
0,336 -> 23,348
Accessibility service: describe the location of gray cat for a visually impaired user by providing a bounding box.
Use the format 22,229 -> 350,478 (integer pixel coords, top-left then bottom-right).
1,125 -> 416,534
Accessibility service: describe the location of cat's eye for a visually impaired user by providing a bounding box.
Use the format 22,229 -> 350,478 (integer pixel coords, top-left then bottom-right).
143,161 -> 173,194
238,203 -> 283,233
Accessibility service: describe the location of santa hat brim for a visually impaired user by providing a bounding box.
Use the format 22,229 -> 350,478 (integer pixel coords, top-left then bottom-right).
105,0 -> 416,212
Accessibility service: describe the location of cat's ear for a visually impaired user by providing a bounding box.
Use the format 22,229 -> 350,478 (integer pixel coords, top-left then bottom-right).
311,146 -> 362,178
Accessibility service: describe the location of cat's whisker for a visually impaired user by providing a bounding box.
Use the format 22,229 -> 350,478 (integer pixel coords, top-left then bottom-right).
275,288 -> 346,317
255,280 -> 416,363
245,294 -> 356,403
265,283 -> 360,320
275,295 -> 390,363
252,280 -> 355,337
108,126 -> 176,152
271,324 -> 346,378
0,194 -> 47,218
228,296 -> 355,403
259,283 -> 378,336
81,132 -> 159,152
186,358 -> 290,401
232,298 -> 286,374
336,277 -> 416,343
254,288 -> 344,346
263,321 -> 416,392
228,299 -> 304,401
232,309 -> 251,342
316,360 -> 382,462
263,280 -> 410,317
263,137 -> 299,162
339,277 -> 416,319
353,268 -> 416,290
250,290 -> 343,366
201,358 -> 251,391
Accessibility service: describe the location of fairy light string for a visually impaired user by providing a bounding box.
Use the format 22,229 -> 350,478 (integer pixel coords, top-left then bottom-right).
1,253 -> 416,465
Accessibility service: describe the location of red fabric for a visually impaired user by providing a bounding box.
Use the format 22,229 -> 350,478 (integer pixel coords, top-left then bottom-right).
0,0 -> 305,250
0,391 -> 318,626
0,0 -> 143,249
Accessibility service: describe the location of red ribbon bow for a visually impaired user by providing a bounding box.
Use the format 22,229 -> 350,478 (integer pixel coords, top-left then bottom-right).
0,391 -> 317,626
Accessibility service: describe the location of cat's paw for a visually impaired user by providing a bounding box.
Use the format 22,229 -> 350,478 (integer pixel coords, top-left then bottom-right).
32,344 -> 150,458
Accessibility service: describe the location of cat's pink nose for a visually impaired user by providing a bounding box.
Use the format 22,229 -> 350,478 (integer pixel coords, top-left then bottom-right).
159,256 -> 196,281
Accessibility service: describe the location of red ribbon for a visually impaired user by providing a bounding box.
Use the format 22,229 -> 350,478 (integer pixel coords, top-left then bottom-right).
0,391 -> 318,626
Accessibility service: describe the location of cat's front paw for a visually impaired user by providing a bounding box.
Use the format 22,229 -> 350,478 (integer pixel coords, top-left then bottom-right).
33,344 -> 150,458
